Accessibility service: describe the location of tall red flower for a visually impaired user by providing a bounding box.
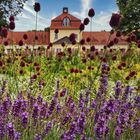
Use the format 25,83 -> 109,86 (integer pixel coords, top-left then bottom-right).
0,28 -> 8,38
61,42 -> 65,47
18,40 -> 23,46
83,18 -> 90,25
69,33 -> 76,42
116,31 -> 122,37
54,29 -> 59,34
4,41 -> 8,46
79,23 -> 85,32
88,8 -> 95,18
34,2 -> 41,12
109,13 -> 121,28
9,21 -> 15,30
35,36 -> 38,40
23,34 -> 28,40
86,37 -> 91,43
80,39 -> 85,45
90,46 -> 95,52
9,15 -> 15,21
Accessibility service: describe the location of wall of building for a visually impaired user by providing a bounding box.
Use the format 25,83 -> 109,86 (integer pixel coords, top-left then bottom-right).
50,29 -> 82,43
2,44 -> 130,57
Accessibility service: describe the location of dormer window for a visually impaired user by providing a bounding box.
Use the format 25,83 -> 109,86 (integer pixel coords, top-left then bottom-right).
63,17 -> 70,26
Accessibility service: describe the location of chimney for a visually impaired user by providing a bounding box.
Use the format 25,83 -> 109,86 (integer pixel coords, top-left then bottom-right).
63,7 -> 68,13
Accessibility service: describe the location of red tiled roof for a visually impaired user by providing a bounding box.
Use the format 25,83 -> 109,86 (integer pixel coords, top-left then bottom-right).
0,31 -> 128,46
83,31 -> 128,45
52,13 -> 81,21
0,31 -> 50,45
50,13 -> 81,30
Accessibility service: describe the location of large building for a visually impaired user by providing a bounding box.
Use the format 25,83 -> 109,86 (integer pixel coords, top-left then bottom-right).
0,7 -> 128,55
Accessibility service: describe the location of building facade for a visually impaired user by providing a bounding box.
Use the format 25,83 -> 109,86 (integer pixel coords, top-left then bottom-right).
0,7 -> 128,55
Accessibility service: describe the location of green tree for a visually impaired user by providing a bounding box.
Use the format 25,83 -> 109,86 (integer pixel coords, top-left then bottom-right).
116,0 -> 140,38
0,0 -> 28,29
44,27 -> 50,32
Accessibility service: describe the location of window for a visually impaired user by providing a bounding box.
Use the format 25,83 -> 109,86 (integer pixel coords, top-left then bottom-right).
62,17 -> 70,26
56,48 -> 61,53
55,33 -> 58,40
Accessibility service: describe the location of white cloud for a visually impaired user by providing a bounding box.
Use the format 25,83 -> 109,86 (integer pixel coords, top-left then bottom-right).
71,0 -> 118,31
15,0 -> 118,32
51,13 -> 57,20
15,0 -> 50,31
72,0 -> 93,19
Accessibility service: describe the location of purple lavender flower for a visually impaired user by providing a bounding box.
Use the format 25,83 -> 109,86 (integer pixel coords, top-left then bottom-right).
115,126 -> 122,137
35,134 -> 42,140
91,100 -> 96,108
32,104 -> 40,120
12,99 -> 23,117
114,81 -> 122,99
56,104 -> 61,113
61,130 -> 76,140
40,102 -> 47,119
62,113 -> 71,125
0,121 -> 5,138
29,96 -> 37,109
2,96 -> 11,115
122,86 -> 133,100
48,95 -> 57,116
105,98 -> 115,115
44,121 -> 52,135
75,112 -> 86,135
69,121 -> 76,134
134,96 -> 140,108
14,132 -> 21,140
94,111 -> 109,139
85,90 -> 90,104
133,119 -> 140,130
21,112 -> 29,128
81,134 -> 87,140
79,93 -> 85,111
6,122 -> 15,139
67,96 -> 76,113
37,94 -> 43,105
96,63 -> 109,101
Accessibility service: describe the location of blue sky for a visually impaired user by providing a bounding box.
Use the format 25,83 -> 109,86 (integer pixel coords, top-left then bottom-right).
15,0 -> 118,31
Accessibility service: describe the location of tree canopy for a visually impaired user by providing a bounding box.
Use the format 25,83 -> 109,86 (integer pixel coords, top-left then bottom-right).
0,0 -> 28,29
116,0 -> 140,38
